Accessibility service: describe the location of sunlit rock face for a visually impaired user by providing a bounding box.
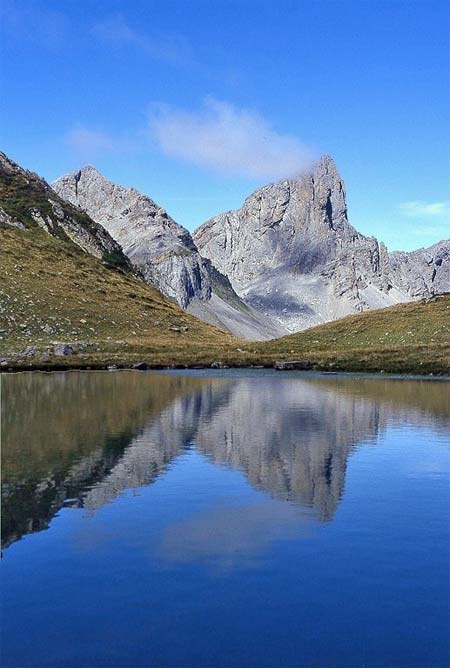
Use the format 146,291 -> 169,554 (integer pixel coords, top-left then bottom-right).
389,240 -> 450,298
194,156 -> 450,331
54,166 -> 206,307
0,152 -> 130,269
53,167 -> 284,340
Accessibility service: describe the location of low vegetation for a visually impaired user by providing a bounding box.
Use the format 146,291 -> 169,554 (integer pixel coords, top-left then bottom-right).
1,224 -> 449,375
1,161 -> 97,239
0,151 -> 132,272
253,295 -> 450,374
0,225 -> 237,366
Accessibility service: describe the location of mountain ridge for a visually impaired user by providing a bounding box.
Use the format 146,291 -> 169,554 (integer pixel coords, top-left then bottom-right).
0,152 -> 132,273
53,166 -> 285,340
194,155 -> 449,331
0,151 -> 240,367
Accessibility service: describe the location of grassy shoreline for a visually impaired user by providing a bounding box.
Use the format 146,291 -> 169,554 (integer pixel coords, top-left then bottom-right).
1,341 -> 449,376
2,294 -> 449,375
1,226 -> 449,376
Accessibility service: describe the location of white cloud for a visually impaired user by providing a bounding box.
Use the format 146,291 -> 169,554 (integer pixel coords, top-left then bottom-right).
160,500 -> 315,572
92,14 -> 194,67
149,97 -> 317,180
399,200 -> 450,217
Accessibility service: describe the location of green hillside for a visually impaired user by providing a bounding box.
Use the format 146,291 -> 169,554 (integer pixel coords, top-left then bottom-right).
0,151 -> 131,272
1,231 -> 449,375
1,151 -> 449,375
253,294 -> 450,374
0,224 -> 237,368
0,151 -> 239,369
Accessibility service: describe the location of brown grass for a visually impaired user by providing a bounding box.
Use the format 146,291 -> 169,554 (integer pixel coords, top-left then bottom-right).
0,225 -> 237,355
1,225 -> 449,375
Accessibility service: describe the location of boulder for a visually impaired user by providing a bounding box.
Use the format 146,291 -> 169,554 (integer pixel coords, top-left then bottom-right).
53,344 -> 74,356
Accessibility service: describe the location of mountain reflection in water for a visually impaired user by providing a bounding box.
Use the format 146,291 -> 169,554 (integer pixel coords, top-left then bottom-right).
2,370 -> 449,550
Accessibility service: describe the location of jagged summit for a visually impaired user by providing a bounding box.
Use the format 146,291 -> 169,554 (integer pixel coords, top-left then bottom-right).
194,153 -> 354,287
77,164 -> 99,174
194,155 -> 450,331
0,152 -> 131,271
53,166 -> 284,339
54,166 -> 195,255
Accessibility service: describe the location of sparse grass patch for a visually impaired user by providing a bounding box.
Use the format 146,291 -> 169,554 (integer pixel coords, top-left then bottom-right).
1,225 -> 449,375
252,296 -> 450,374
0,226 -> 237,361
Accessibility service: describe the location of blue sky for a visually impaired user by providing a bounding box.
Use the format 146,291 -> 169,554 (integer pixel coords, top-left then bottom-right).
1,0 -> 448,250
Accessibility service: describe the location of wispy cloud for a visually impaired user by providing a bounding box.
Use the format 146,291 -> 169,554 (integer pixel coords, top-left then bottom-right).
92,14 -> 194,67
0,0 -> 68,48
64,125 -> 136,162
149,97 -> 316,180
399,200 -> 450,217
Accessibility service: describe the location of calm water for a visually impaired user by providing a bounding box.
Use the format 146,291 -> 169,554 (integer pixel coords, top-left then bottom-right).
1,370 -> 449,668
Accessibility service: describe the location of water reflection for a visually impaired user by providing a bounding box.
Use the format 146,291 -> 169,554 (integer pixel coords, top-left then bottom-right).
194,378 -> 381,518
2,371 -> 449,549
160,499 -> 317,571
1,371 -> 207,548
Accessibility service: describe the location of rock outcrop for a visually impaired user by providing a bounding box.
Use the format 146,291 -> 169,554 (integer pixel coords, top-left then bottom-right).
0,152 -> 131,272
53,167 -> 284,340
13,151 -> 447,338
194,156 -> 450,331
389,240 -> 450,299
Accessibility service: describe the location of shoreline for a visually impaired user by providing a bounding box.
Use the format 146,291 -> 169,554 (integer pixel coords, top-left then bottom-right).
1,357 -> 449,379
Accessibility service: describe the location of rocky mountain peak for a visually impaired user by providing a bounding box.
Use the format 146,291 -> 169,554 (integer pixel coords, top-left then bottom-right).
193,154 -> 354,293
53,166 -> 284,339
194,155 -> 450,331
0,152 -> 131,271
53,167 -> 196,254
50,154 -> 449,337
77,164 -> 100,176
311,154 -> 348,231
314,153 -> 339,175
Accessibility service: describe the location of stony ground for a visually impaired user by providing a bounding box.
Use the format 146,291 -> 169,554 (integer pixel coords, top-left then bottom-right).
253,293 -> 450,375
0,225 -> 238,367
1,225 -> 449,375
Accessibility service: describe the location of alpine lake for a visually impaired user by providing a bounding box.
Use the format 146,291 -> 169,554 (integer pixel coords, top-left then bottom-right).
1,369 -> 449,668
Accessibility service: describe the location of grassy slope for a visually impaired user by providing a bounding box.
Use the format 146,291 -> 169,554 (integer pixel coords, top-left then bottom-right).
0,153 -> 131,272
1,226 -> 449,375
253,294 -> 450,374
0,225 -> 239,366
2,223 -> 449,377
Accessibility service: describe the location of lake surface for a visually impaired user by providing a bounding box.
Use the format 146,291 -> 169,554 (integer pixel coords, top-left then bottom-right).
1,369 -> 449,668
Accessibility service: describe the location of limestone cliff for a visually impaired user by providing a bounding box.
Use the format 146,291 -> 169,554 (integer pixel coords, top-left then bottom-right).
194,156 -> 449,331
0,152 -> 131,272
53,167 -> 284,339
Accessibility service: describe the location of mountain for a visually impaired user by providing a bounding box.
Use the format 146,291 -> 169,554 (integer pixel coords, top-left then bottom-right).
194,156 -> 450,331
1,151 -> 448,375
0,152 -> 238,364
389,239 -> 450,297
0,152 -> 131,272
52,167 -> 285,340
